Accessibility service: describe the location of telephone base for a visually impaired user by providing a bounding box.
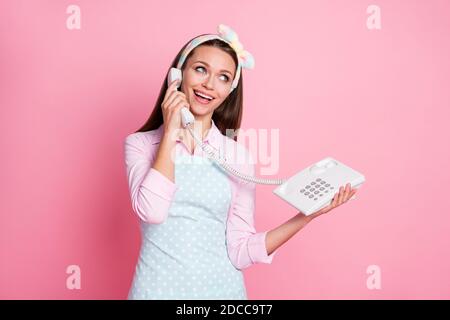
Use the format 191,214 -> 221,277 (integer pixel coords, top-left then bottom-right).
272,157 -> 365,215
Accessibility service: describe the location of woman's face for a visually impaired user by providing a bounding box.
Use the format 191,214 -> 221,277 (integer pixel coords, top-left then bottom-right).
180,45 -> 236,118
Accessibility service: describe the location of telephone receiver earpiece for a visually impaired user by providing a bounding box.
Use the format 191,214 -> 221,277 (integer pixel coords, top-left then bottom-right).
167,67 -> 194,127
168,67 -> 182,90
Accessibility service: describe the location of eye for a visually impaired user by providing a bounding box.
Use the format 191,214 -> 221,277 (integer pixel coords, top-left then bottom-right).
195,66 -> 230,82
195,66 -> 206,74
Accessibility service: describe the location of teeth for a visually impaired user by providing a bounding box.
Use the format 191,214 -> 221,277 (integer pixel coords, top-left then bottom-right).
195,91 -> 213,100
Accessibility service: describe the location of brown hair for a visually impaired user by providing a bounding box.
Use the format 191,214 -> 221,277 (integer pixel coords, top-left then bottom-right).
134,36 -> 244,141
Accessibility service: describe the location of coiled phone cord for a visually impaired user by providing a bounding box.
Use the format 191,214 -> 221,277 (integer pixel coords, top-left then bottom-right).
186,125 -> 286,185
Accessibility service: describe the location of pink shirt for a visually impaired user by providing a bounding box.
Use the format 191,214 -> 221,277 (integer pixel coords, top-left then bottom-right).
123,119 -> 277,270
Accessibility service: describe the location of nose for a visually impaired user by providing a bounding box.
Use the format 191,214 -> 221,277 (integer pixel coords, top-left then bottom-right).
202,76 -> 215,90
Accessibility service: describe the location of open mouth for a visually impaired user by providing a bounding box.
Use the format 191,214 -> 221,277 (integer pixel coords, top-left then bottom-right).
193,90 -> 214,104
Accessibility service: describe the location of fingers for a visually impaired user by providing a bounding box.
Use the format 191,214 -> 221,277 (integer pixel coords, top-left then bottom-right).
162,79 -> 181,106
166,101 -> 188,121
164,91 -> 189,113
163,91 -> 183,110
343,183 -> 351,203
311,184 -> 358,220
337,186 -> 344,205
331,191 -> 339,207
313,193 -> 338,217
165,94 -> 187,111
336,183 -> 356,206
170,79 -> 180,91
332,185 -> 345,207
163,80 -> 179,104
173,100 -> 189,113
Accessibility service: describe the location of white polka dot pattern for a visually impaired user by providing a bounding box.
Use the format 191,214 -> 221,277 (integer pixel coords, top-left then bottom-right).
128,155 -> 247,300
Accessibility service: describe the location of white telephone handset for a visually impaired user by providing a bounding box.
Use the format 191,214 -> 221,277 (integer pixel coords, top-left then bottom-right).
168,68 -> 195,127
166,67 -> 364,215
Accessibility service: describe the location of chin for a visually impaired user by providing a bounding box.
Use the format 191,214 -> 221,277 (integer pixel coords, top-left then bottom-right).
190,105 -> 212,117
189,99 -> 216,115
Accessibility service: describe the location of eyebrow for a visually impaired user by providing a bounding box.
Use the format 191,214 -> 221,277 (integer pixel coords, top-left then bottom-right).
193,60 -> 233,76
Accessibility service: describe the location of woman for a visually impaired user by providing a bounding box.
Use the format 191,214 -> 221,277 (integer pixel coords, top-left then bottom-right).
124,24 -> 357,300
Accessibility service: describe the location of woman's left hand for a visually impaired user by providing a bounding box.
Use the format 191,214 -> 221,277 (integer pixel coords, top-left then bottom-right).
306,183 -> 357,220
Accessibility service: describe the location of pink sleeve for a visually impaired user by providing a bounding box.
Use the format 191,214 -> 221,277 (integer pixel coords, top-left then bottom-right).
225,148 -> 278,270
124,133 -> 179,224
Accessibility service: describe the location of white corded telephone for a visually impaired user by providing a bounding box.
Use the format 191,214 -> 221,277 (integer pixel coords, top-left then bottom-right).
166,67 -> 365,215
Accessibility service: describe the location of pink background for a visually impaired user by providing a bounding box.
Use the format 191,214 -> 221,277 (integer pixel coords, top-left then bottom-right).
1,0 -> 449,299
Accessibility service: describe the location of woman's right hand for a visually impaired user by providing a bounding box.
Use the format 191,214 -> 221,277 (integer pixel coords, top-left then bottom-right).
161,79 -> 191,136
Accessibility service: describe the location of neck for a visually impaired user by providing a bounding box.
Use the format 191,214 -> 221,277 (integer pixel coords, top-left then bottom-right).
194,115 -> 212,140
183,116 -> 212,141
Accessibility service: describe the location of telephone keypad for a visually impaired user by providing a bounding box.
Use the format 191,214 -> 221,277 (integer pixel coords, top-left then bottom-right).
300,178 -> 335,202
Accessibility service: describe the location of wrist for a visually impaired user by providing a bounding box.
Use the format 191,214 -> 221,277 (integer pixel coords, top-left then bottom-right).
162,129 -> 178,144
297,212 -> 314,224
